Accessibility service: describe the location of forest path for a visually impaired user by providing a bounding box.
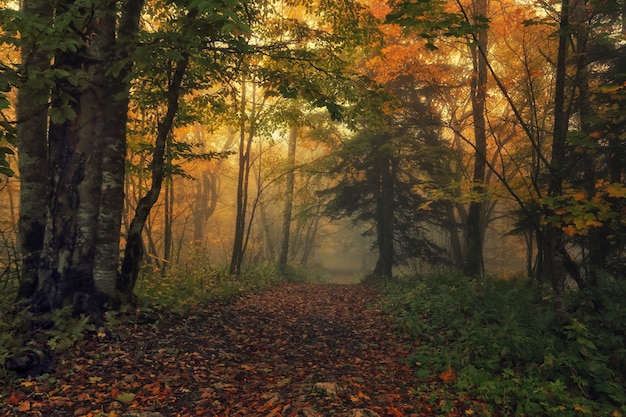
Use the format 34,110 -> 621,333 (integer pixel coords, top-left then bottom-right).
2,283 -> 433,417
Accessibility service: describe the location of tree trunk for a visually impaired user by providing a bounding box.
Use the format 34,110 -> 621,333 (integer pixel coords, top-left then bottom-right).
572,0 -> 604,288
230,76 -> 257,275
17,0 -> 143,312
443,202 -> 464,269
162,147 -> 173,277
33,0 -> 101,310
543,0 -> 572,323
258,200 -> 277,261
464,0 -> 489,277
372,150 -> 395,279
16,0 -> 53,300
92,0 -> 143,300
192,171 -> 218,246
118,55 -> 189,300
230,79 -> 248,275
299,206 -> 321,266
278,125 -> 298,270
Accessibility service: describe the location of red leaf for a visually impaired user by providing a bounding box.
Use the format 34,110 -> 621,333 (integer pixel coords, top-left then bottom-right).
5,394 -> 21,405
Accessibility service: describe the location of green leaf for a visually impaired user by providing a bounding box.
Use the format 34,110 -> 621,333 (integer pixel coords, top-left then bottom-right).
49,105 -> 77,124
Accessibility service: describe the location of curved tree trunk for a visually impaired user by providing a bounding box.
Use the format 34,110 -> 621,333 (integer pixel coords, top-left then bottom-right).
118,55 -> 189,301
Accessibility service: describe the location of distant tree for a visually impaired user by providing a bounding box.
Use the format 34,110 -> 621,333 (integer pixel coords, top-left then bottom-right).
278,124 -> 298,271
226,0 -> 380,274
323,79 -> 448,278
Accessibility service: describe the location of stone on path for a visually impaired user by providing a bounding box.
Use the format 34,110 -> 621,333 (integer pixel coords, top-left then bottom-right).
313,381 -> 343,396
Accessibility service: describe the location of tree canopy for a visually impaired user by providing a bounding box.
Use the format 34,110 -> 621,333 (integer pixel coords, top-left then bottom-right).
0,0 -> 624,320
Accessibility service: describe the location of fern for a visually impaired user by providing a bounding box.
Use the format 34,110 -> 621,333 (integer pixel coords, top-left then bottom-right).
45,307 -> 94,352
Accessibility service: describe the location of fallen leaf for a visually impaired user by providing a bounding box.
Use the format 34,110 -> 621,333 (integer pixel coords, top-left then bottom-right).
277,377 -> 291,386
387,407 -> 402,417
18,401 -> 31,412
73,406 -> 90,415
115,392 -> 135,403
439,367 -> 456,384
77,392 -> 91,401
5,394 -> 21,405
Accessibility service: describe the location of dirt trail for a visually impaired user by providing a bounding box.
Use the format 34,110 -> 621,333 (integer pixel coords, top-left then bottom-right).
2,283 -> 427,417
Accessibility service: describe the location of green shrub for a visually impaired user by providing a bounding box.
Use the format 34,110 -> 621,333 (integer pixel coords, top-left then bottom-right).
135,258 -> 319,310
381,273 -> 626,416
1,297 -> 94,380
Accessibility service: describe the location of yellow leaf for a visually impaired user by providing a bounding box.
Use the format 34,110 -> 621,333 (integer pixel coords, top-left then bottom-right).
562,225 -> 578,236
419,201 -> 433,211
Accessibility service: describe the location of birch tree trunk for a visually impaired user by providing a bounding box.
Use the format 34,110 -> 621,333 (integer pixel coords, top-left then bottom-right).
17,0 -> 144,311
93,0 -> 144,297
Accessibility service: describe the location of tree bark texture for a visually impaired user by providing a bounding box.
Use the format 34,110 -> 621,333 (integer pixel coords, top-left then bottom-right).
17,0 -> 144,311
93,0 -> 144,297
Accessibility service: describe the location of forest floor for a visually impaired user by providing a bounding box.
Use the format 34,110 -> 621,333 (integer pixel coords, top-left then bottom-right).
1,283 -> 461,417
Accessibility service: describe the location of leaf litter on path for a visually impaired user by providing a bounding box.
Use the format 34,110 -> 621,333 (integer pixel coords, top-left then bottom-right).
1,283 -> 439,416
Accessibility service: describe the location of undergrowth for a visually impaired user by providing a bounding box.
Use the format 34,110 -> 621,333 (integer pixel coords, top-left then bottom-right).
135,257 -> 326,311
0,288 -> 95,381
2,258 -> 318,380
381,273 -> 626,417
